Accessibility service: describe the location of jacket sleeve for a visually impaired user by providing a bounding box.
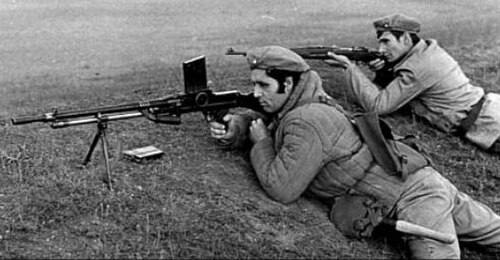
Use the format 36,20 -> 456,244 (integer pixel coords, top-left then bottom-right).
249,118 -> 324,204
344,64 -> 426,115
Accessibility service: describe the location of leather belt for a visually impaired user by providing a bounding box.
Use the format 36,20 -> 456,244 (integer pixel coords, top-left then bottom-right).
456,95 -> 486,136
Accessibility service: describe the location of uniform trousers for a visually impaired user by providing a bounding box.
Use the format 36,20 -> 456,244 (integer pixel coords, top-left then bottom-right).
393,166 -> 500,259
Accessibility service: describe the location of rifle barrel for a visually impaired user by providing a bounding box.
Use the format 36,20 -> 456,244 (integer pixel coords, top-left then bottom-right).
290,46 -> 384,62
224,46 -> 385,62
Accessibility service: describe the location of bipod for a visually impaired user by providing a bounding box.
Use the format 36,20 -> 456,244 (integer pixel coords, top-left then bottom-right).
83,115 -> 113,191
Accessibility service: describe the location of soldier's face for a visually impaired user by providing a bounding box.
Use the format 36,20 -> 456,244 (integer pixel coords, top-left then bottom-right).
377,31 -> 412,62
251,69 -> 291,114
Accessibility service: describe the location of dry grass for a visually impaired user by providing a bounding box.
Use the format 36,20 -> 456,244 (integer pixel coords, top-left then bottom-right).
1,41 -> 499,259
0,68 -> 399,259
1,0 -> 500,259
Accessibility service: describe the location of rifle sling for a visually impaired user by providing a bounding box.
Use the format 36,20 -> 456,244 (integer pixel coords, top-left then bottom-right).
353,112 -> 431,180
354,113 -> 402,176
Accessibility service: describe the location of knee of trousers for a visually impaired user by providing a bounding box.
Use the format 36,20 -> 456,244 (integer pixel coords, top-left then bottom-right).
489,139 -> 500,153
404,235 -> 460,259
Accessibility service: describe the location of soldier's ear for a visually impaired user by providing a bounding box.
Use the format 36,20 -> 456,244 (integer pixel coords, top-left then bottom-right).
284,76 -> 294,94
403,32 -> 412,46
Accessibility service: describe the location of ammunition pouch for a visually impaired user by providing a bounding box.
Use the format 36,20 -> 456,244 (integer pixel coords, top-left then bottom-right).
330,194 -> 389,239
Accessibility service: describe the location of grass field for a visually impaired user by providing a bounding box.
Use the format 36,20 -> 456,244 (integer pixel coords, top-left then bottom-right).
1,0 -> 500,258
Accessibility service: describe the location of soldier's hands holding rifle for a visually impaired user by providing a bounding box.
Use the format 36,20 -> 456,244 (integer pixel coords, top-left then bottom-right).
367,58 -> 385,71
324,52 -> 353,68
324,52 -> 386,72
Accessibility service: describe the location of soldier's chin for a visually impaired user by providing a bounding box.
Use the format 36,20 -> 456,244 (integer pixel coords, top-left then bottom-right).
261,106 -> 273,113
386,56 -> 395,63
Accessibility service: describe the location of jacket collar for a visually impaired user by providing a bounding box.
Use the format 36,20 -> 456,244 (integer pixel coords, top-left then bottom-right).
276,70 -> 329,121
393,38 -> 431,69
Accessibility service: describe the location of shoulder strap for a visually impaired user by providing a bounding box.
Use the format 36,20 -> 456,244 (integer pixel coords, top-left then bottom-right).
353,112 -> 430,180
307,99 -> 429,179
354,112 -> 403,177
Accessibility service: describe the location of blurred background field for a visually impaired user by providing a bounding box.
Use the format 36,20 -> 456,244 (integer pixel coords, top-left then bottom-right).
2,0 -> 499,117
1,0 -> 499,82
0,0 -> 499,258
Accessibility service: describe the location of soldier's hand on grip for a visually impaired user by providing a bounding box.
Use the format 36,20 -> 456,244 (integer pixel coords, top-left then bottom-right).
208,114 -> 238,145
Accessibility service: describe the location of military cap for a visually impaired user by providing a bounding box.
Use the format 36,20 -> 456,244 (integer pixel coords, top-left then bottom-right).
246,45 -> 310,72
373,13 -> 421,34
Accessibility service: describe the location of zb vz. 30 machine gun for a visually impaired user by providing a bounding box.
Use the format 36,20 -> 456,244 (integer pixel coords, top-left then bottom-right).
11,56 -> 263,190
226,45 -> 387,63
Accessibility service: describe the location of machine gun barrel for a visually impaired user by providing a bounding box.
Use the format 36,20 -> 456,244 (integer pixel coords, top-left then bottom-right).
50,112 -> 144,128
11,96 -> 179,125
9,55 -> 264,191
11,89 -> 261,127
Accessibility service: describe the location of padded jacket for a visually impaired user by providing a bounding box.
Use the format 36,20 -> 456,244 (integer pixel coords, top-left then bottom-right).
343,39 -> 500,148
244,70 -> 408,208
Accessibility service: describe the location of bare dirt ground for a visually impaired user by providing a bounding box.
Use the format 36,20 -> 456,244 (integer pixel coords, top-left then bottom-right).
1,0 -> 500,259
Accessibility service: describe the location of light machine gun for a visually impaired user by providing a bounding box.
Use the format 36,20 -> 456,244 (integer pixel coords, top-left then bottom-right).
226,46 -> 387,63
11,56 -> 263,190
